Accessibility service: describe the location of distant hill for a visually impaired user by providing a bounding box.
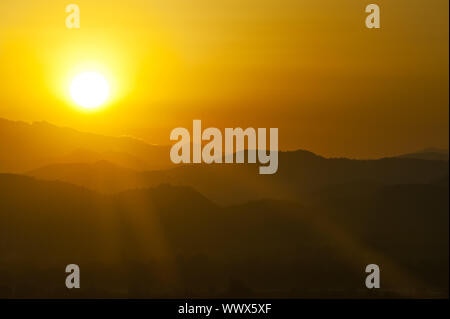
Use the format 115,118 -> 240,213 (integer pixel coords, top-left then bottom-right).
0,118 -> 172,172
28,161 -> 154,193
47,148 -> 153,170
28,150 -> 449,205
393,148 -> 449,161
0,173 -> 447,298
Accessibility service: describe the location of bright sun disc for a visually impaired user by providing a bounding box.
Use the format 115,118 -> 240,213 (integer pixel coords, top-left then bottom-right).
70,72 -> 110,109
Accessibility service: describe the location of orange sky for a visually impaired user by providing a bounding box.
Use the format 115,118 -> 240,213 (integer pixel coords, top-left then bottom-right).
0,0 -> 448,158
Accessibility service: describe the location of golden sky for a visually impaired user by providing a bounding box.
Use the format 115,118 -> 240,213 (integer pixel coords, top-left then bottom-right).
0,0 -> 448,158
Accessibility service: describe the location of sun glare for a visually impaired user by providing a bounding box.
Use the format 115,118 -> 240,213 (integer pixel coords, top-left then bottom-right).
70,72 -> 110,109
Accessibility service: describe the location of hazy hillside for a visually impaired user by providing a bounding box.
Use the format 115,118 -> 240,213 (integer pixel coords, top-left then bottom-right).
394,148 -> 449,161
28,161 -> 154,193
0,174 -> 447,298
28,150 -> 449,205
155,151 -> 449,204
0,118 -> 172,172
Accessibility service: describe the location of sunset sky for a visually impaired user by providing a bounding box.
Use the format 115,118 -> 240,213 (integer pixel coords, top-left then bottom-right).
0,0 -> 448,158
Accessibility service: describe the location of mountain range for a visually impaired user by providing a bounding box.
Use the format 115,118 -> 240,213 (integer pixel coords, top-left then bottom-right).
0,118 -> 171,172
28,151 -> 448,205
0,117 -> 448,298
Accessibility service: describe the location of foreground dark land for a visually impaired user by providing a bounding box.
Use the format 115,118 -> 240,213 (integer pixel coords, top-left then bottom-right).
0,172 -> 447,298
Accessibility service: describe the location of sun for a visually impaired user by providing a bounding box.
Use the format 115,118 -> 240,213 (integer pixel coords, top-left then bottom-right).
70,72 -> 110,109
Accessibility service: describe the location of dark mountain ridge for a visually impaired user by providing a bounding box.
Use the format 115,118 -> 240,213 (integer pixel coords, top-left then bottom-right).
28,151 -> 449,205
